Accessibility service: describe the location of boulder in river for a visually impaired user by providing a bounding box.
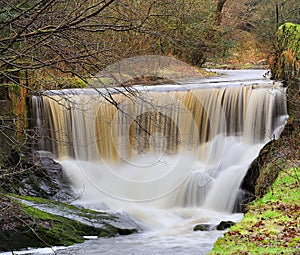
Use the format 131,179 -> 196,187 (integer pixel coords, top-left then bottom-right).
193,224 -> 214,231
215,221 -> 235,230
193,221 -> 235,232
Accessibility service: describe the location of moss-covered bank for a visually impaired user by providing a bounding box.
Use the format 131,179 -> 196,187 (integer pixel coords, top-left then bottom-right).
209,167 -> 299,255
0,194 -> 140,252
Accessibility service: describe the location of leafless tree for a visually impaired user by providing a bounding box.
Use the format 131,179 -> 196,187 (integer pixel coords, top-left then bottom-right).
0,0 -> 247,170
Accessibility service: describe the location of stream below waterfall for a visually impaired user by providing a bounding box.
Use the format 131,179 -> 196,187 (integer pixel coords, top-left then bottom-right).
1,69 -> 288,255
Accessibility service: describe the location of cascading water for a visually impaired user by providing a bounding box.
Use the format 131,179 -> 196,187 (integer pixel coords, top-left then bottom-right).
30,70 -> 288,255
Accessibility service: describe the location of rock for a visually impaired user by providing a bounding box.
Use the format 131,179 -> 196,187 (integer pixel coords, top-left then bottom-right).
193,221 -> 236,231
13,195 -> 141,233
237,118 -> 296,213
193,224 -> 213,231
1,152 -> 73,201
216,221 -> 235,230
0,195 -> 141,252
270,22 -> 300,81
233,188 -> 255,213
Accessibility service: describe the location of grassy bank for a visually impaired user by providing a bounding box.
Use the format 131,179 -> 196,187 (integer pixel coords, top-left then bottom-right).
209,166 -> 300,255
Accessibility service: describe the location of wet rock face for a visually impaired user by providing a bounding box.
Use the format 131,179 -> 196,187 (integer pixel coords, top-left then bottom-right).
25,154 -> 73,200
1,152 -> 73,202
235,138 -> 280,213
236,118 -> 299,213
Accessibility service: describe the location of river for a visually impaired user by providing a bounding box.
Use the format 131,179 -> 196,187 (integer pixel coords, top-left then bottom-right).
1,69 -> 288,255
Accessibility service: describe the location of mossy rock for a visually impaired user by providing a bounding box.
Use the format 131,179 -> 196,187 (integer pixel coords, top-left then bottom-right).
193,224 -> 212,231
215,221 -> 235,231
0,195 -> 140,252
238,118 -> 299,213
270,22 -> 300,81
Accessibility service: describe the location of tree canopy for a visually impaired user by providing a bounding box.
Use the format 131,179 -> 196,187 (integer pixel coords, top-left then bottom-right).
0,0 -> 299,89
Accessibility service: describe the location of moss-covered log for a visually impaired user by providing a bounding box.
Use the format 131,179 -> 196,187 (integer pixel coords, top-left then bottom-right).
270,22 -> 300,81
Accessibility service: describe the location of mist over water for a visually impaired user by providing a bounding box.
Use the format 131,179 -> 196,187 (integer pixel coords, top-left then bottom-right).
29,69 -> 288,254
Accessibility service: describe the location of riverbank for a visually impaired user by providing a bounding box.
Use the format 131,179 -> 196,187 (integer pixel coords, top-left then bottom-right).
210,167 -> 299,255
209,122 -> 300,255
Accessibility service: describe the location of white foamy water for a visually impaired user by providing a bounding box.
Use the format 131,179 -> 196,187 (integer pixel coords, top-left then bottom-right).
53,210 -> 243,255
40,135 -> 264,255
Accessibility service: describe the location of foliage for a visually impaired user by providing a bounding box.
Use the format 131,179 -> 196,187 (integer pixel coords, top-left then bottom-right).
210,0 -> 300,67
140,0 -> 225,64
210,167 -> 300,255
0,0 -> 299,88
245,0 -> 300,46
0,1 -> 299,252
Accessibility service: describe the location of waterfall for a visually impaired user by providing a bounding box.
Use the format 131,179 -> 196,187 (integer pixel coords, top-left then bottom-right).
32,80 -> 288,213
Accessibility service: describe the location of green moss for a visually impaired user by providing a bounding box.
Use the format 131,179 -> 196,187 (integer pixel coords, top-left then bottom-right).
69,77 -> 88,88
10,194 -> 117,221
0,194 -> 132,251
21,205 -> 88,246
261,209 -> 280,219
259,168 -> 299,203
93,77 -> 117,86
271,22 -> 300,80
1,196 -> 91,250
210,168 -> 300,255
278,23 -> 300,56
212,241 -> 296,255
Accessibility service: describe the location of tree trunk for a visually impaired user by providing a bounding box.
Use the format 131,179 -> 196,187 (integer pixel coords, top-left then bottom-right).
215,0 -> 227,26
